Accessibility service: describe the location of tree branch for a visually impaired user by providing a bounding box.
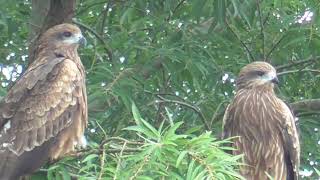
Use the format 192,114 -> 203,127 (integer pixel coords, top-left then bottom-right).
100,137 -> 144,148
156,95 -> 211,131
277,69 -> 320,76
263,10 -> 272,26
291,99 -> 320,112
225,20 -> 255,62
276,56 -> 319,71
266,33 -> 286,60
210,101 -> 228,126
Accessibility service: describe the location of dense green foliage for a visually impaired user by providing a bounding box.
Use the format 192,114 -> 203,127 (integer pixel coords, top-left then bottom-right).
0,0 -> 319,179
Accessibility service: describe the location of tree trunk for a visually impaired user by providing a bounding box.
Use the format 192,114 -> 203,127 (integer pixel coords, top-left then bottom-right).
28,0 -> 76,65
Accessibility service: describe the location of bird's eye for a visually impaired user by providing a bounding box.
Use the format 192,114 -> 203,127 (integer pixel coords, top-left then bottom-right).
256,71 -> 265,76
63,31 -> 72,37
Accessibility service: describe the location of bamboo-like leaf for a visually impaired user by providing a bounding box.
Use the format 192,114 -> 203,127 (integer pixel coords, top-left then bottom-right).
214,0 -> 226,24
176,150 -> 188,167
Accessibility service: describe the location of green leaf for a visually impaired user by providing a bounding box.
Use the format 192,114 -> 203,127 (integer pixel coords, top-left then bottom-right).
132,101 -> 143,125
176,150 -> 188,167
314,168 -> 320,176
60,166 -> 71,180
214,0 -> 226,24
82,154 -> 99,163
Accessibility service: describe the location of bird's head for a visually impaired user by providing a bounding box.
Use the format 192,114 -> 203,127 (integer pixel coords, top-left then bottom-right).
236,61 -> 278,91
39,23 -> 86,49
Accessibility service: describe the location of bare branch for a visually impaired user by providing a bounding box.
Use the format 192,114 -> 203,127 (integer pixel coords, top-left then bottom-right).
276,56 -> 319,71
210,101 -> 229,126
156,95 -> 211,131
266,33 -> 286,60
291,99 -> 320,112
277,69 -> 320,76
225,21 -> 255,62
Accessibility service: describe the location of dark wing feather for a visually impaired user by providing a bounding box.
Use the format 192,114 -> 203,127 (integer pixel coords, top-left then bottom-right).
278,101 -> 300,180
0,57 -> 85,179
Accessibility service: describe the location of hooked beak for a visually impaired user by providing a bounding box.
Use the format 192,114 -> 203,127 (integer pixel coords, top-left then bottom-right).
271,76 -> 279,84
79,36 -> 87,46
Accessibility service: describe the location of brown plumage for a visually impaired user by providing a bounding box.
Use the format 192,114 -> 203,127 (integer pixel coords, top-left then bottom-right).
222,62 -> 300,180
0,23 -> 87,179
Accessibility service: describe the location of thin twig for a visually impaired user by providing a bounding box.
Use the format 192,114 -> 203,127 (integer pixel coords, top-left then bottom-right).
155,95 -> 210,131
266,33 -> 286,60
166,0 -> 186,21
65,146 -> 142,159
73,20 -> 113,61
277,69 -> 320,76
155,68 -> 170,124
256,0 -> 265,60
97,146 -> 106,180
100,137 -> 144,148
100,1 -> 113,36
113,142 -> 127,180
225,20 -> 255,62
105,68 -> 134,93
210,101 -> 228,126
263,10 -> 271,26
96,120 -> 108,138
188,152 -> 214,178
276,56 -> 319,71
130,156 -> 149,180
145,91 -> 187,102
106,148 -> 141,153
47,147 -> 142,170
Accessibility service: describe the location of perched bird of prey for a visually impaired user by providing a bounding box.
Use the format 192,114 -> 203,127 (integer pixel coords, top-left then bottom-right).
222,62 -> 300,180
0,23 -> 87,179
